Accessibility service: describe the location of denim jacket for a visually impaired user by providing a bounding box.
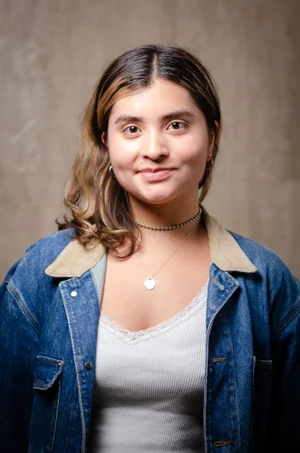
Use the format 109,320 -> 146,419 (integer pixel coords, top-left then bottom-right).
1,209 -> 299,453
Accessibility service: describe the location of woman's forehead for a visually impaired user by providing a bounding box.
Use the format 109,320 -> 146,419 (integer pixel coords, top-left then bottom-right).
109,79 -> 200,121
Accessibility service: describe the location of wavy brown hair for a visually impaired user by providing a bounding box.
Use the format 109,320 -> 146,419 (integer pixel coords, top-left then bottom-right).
58,45 -> 222,256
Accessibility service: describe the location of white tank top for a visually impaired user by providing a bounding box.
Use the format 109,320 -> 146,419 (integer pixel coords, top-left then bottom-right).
88,283 -> 207,452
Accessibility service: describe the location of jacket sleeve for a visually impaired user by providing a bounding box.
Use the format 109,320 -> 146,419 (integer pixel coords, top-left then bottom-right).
266,263 -> 300,452
0,260 -> 39,453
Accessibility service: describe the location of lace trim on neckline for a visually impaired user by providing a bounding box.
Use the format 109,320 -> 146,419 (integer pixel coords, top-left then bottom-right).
99,282 -> 208,342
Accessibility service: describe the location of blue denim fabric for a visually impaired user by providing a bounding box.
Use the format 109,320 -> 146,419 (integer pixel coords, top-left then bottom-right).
0,229 -> 299,453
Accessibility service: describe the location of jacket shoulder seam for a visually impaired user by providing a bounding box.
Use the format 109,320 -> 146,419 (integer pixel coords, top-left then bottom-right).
271,297 -> 300,340
7,280 -> 39,339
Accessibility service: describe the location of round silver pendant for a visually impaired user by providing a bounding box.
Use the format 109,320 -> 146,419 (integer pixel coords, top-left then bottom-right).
144,277 -> 156,290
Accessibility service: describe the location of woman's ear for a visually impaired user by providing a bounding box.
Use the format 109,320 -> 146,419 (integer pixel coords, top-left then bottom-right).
208,131 -> 215,156
101,132 -> 107,146
209,120 -> 219,156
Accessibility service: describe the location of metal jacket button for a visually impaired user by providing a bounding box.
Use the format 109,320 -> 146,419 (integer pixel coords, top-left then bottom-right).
85,362 -> 93,370
70,290 -> 78,297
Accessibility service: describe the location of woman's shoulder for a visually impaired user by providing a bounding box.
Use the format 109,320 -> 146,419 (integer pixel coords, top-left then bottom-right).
228,230 -> 296,269
229,229 -> 297,277
24,228 -> 75,259
204,209 -> 297,280
228,229 -> 299,305
3,229 -> 75,285
23,228 -> 76,270
229,230 -> 285,265
0,229 -> 77,328
227,230 -> 300,333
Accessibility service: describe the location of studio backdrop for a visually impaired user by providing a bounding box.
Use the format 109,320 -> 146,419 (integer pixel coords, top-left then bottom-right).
0,0 -> 299,279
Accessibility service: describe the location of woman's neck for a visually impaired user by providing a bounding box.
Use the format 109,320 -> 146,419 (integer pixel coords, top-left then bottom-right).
129,196 -> 201,230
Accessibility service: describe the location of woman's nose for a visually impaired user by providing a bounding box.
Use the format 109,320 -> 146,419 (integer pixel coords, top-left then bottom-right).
141,131 -> 169,160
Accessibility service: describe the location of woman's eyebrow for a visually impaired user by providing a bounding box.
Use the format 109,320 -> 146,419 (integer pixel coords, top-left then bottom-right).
114,115 -> 141,125
162,110 -> 195,122
114,110 -> 195,125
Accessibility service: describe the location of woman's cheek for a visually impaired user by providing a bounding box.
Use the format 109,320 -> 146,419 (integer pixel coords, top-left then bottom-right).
116,138 -> 141,162
175,142 -> 207,163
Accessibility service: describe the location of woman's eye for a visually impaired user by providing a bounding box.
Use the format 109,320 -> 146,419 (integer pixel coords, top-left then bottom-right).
167,121 -> 186,131
123,125 -> 140,134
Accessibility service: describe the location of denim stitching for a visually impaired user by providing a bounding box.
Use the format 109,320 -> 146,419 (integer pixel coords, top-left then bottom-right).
7,280 -> 39,337
227,320 -> 242,451
60,281 -> 86,451
204,270 -> 240,452
271,299 -> 300,340
50,378 -> 61,452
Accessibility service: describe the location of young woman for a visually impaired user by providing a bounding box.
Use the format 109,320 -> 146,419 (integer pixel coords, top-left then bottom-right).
0,45 -> 299,453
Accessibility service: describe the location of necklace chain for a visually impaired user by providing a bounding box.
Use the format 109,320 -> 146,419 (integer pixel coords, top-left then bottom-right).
134,207 -> 201,231
137,208 -> 201,290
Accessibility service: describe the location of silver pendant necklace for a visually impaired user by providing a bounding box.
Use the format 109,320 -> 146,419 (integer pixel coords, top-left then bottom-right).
137,211 -> 201,290
144,276 -> 156,291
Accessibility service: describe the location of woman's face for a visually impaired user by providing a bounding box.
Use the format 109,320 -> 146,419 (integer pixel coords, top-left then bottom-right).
106,79 -> 214,207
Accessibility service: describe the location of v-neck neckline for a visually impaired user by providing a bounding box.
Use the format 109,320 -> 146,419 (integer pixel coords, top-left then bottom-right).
99,282 -> 208,344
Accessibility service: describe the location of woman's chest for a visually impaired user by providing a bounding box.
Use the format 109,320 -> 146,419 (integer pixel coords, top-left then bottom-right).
99,253 -> 209,332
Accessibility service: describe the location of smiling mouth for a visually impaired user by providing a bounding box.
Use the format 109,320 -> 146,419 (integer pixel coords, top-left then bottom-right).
139,168 -> 174,182
139,167 -> 174,173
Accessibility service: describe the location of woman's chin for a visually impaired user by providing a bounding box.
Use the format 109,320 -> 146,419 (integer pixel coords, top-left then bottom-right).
130,190 -> 180,206
127,184 -> 198,207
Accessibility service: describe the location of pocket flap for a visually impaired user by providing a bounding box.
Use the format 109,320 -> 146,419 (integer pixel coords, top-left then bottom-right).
33,355 -> 64,390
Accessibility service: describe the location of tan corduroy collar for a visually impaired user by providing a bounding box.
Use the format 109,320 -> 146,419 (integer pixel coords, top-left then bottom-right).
45,208 -> 257,278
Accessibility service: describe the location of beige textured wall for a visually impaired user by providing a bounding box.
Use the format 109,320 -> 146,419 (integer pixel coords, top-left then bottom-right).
1,0 -> 299,279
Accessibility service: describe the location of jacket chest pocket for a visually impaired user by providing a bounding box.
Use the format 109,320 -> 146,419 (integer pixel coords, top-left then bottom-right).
252,357 -> 272,453
30,355 -> 64,453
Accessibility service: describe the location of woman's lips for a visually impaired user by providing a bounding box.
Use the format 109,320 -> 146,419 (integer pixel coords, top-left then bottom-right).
139,168 -> 174,182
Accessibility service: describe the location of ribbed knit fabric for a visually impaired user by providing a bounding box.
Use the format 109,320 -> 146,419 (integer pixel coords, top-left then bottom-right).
88,283 -> 207,452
